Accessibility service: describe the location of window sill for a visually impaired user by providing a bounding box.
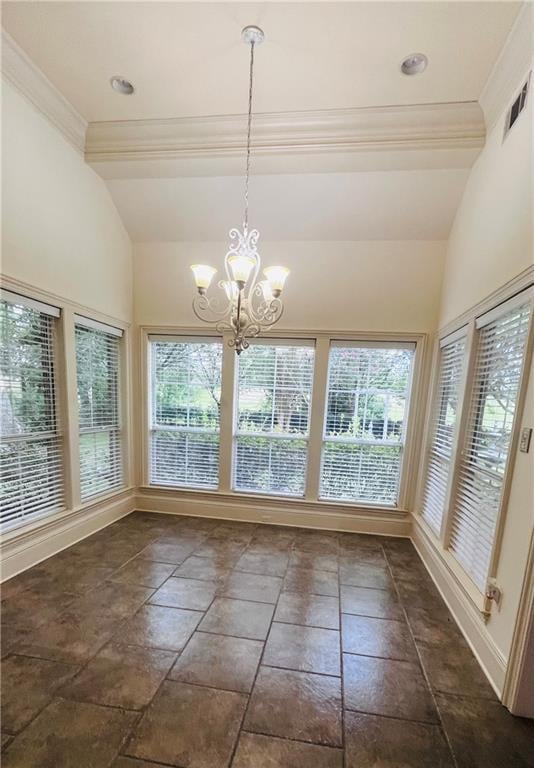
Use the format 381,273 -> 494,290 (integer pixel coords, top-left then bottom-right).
138,483 -> 408,519
1,485 -> 135,543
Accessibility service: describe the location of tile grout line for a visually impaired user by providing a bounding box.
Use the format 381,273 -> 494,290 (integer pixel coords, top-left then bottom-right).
382,543 -> 460,768
337,535 -> 346,768
226,533 -> 297,767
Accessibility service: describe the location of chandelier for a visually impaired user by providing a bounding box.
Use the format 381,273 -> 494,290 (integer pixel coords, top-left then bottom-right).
190,25 -> 289,354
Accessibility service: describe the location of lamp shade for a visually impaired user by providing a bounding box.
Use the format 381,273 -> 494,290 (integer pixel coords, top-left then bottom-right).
222,281 -> 239,301
228,254 -> 255,284
264,266 -> 289,293
190,264 -> 216,290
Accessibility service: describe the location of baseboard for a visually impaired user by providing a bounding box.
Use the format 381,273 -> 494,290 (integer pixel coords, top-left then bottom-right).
135,487 -> 411,537
1,489 -> 136,581
412,518 -> 507,697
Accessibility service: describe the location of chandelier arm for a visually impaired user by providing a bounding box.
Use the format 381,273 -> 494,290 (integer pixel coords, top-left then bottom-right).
192,293 -> 232,321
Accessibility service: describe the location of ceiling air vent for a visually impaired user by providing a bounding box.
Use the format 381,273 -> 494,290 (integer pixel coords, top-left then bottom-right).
504,73 -> 531,139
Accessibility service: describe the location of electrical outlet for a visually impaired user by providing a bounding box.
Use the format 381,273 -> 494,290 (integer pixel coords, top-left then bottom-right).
519,427 -> 532,453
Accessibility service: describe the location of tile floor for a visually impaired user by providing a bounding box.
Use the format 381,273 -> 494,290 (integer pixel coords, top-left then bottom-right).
1,512 -> 534,767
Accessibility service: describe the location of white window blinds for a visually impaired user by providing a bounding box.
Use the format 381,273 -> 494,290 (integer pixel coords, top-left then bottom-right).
75,320 -> 123,500
320,343 -> 414,505
0,294 -> 64,529
421,333 -> 467,534
449,294 -> 532,589
150,338 -> 222,489
233,342 -> 315,496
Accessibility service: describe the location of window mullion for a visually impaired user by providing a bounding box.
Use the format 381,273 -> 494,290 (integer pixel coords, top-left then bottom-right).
218,334 -> 236,492
305,336 -> 330,501
60,307 -> 81,508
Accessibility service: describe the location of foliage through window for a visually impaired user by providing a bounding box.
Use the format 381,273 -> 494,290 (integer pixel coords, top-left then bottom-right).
0,294 -> 63,529
320,343 -> 414,505
150,338 -> 222,489
75,320 -> 123,500
233,342 -> 315,496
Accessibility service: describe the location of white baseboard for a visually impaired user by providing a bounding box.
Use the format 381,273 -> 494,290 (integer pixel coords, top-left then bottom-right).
412,518 -> 507,697
1,489 -> 136,581
135,487 -> 411,537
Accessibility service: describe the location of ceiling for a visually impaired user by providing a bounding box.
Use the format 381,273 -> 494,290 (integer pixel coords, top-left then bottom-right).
3,1 -> 520,122
107,168 -> 468,241
2,1 -> 520,242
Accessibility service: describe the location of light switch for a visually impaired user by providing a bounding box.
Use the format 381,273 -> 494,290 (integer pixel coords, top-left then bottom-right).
519,427 -> 532,453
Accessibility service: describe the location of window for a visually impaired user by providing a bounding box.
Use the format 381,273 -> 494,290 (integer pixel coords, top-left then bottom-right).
320,342 -> 414,505
448,293 -> 532,590
421,332 -> 467,535
0,291 -> 63,529
150,337 -> 222,489
75,317 -> 123,500
233,342 -> 315,496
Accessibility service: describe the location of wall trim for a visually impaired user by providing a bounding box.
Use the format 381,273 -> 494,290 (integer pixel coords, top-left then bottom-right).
412,517 -> 507,696
1,29 -> 87,154
136,487 -> 411,537
479,3 -> 533,131
85,100 -> 485,169
439,265 -> 534,340
1,489 -> 136,581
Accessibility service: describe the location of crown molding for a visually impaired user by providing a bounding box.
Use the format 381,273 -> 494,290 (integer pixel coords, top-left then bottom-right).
479,2 -> 534,132
1,29 -> 87,154
85,100 -> 485,174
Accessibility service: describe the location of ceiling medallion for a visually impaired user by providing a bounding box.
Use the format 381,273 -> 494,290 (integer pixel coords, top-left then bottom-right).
190,25 -> 289,354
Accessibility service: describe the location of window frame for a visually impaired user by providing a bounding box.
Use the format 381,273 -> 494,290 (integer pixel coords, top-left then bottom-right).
0,290 -> 64,532
74,315 -> 125,502
141,327 -> 426,514
0,280 -> 132,539
231,338 -> 316,498
417,281 -> 534,614
147,334 -> 224,491
318,339 -> 416,507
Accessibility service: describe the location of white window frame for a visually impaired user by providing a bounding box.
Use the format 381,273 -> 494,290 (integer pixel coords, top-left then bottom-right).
417,280 -> 534,615
148,334 -> 224,491
420,326 -> 469,537
318,340 -> 416,507
141,327 -> 425,514
0,281 -> 131,540
0,290 -> 64,531
231,338 -> 316,498
74,315 -> 125,502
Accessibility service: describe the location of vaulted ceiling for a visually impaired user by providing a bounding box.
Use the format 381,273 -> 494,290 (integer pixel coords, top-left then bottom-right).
2,1 -> 521,241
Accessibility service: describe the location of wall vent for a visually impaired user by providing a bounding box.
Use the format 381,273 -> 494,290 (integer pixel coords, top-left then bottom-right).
504,73 -> 531,140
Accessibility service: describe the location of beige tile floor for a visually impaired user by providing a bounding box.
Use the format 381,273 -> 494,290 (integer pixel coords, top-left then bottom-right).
1,512 -> 534,767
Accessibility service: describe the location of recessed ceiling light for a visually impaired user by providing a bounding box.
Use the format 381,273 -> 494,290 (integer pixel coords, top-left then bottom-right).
110,76 -> 134,95
401,53 -> 428,76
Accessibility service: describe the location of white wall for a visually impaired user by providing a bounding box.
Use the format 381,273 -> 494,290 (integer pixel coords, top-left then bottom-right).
439,78 -> 533,327
1,81 -> 133,322
134,240 -> 446,332
428,40 -> 534,694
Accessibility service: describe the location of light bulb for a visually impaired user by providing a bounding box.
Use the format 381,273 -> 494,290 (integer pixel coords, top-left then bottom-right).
228,254 -> 255,285
190,264 -> 216,294
222,281 -> 239,301
263,266 -> 289,297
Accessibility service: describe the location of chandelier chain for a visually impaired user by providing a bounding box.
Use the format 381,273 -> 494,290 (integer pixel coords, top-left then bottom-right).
243,40 -> 255,233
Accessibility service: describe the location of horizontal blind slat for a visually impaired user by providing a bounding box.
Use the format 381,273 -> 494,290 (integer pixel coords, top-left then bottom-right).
75,323 -> 123,500
150,339 -> 222,489
448,299 -> 531,590
421,336 -> 466,534
320,345 -> 413,505
0,296 -> 64,530
234,343 -> 314,496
